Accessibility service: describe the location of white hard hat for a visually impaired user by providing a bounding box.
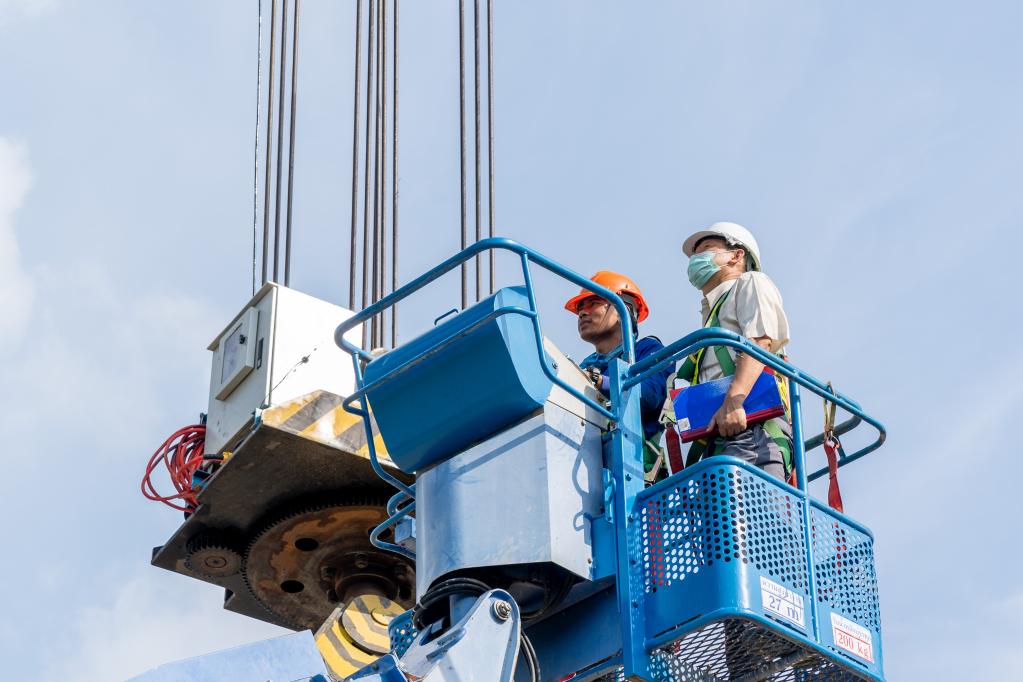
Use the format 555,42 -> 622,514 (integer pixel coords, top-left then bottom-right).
682,221 -> 762,271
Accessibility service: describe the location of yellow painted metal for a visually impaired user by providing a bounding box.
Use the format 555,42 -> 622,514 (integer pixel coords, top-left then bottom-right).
258,389 -> 395,465
314,595 -> 406,679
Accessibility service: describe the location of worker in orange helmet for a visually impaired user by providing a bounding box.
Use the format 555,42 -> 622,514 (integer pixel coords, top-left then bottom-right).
565,271 -> 674,481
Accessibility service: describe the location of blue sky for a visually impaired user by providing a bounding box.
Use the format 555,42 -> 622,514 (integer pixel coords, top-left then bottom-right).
1,1 -> 1021,679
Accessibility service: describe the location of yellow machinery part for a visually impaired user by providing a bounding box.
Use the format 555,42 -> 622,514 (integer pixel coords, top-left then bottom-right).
314,595 -> 405,679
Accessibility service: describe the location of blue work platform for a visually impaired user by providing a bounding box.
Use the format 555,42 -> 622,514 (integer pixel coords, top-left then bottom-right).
335,238 -> 887,682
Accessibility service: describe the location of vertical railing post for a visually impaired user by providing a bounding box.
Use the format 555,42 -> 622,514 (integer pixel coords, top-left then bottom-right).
609,358 -> 650,680
790,381 -> 821,641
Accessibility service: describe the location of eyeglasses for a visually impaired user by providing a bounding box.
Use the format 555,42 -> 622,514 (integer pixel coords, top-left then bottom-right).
575,297 -> 609,314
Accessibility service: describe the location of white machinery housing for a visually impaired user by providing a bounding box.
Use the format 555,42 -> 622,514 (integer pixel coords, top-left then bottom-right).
204,282 -> 361,455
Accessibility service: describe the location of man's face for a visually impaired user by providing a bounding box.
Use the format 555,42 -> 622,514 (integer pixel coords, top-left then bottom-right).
576,296 -> 621,344
693,237 -> 741,268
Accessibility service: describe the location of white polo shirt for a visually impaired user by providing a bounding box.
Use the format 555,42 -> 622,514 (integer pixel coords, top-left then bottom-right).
696,271 -> 790,383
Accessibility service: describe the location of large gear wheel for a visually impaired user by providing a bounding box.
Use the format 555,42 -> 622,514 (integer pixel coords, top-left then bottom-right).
242,498 -> 415,631
185,534 -> 243,578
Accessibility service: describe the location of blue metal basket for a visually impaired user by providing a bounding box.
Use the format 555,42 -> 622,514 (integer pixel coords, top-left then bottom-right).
637,458 -> 883,681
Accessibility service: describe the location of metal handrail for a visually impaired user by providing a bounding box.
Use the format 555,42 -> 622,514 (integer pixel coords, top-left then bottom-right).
335,238 -> 887,563
624,326 -> 886,483
335,237 -> 635,360
335,237 -> 638,555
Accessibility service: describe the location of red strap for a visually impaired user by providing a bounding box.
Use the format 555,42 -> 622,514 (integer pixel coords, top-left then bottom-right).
664,426 -> 685,475
823,437 -> 845,513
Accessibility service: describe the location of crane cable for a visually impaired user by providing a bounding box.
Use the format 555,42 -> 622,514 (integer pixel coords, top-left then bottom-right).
458,0 -> 496,305
252,0 -> 263,295
349,0 -> 399,350
256,0 -> 301,289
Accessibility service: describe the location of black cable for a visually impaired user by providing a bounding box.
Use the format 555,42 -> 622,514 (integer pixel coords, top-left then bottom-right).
261,0 -> 278,285
412,576 -> 489,630
284,0 -> 300,287
348,0 -> 363,309
457,0 -> 467,310
273,0 -> 289,282
520,632 -> 540,682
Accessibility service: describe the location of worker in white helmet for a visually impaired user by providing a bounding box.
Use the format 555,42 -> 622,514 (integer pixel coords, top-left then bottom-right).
674,222 -> 792,480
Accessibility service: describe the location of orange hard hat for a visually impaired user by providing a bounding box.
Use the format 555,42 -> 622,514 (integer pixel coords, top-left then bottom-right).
564,271 -> 650,323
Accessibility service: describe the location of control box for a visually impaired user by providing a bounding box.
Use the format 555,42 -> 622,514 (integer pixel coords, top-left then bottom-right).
204,283 -> 361,455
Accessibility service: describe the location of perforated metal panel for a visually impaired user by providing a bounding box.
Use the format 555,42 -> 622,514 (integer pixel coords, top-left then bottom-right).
641,465 -> 808,594
811,505 -> 881,631
647,619 -> 872,681
635,460 -> 883,681
388,609 -> 418,658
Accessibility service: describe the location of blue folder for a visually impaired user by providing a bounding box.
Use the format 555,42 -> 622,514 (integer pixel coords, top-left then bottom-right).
671,371 -> 785,442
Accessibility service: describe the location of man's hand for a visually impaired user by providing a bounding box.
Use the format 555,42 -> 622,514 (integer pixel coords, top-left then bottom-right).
586,367 -> 603,389
709,395 -> 748,437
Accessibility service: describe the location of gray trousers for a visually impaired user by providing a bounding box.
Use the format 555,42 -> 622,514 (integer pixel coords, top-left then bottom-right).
701,417 -> 791,481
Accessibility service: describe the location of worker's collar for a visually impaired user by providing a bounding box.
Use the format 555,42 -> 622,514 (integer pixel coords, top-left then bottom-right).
701,278 -> 737,319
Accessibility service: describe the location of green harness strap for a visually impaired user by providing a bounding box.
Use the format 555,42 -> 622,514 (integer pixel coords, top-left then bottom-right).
678,291 -> 734,383
677,287 -> 793,473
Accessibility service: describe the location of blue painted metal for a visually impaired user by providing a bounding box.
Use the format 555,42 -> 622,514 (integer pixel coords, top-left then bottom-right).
636,458 -> 884,680
346,654 -> 409,682
333,238 -> 889,681
388,609 -> 418,658
522,584 -> 622,680
607,358 -> 650,680
127,631 -> 330,682
361,286 -> 553,473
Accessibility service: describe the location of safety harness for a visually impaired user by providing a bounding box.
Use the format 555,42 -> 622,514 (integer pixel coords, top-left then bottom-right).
821,385 -> 845,513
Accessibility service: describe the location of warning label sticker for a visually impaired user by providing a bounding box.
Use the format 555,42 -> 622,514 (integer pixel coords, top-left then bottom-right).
830,613 -> 875,663
759,576 -> 805,629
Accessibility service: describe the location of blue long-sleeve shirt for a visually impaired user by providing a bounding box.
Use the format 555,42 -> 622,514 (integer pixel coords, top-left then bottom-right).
579,336 -> 674,440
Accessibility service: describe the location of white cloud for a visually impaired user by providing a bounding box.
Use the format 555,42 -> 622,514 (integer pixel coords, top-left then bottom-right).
0,0 -> 56,27
0,137 -> 35,348
43,570 -> 287,682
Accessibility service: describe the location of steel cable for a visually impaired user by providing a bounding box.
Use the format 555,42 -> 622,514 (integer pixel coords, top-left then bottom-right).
348,0 -> 363,309
261,0 -> 278,285
486,0 -> 495,295
284,0 -> 300,286
360,0 -> 376,348
458,0 -> 468,310
378,0 -> 387,347
370,0 -> 385,348
391,0 -> 399,346
252,0 -> 263,295
273,0 -> 289,281
473,0 -> 482,301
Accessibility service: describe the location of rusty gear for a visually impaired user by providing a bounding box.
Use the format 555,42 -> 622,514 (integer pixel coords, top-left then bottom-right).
185,534 -> 243,578
242,498 -> 415,631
